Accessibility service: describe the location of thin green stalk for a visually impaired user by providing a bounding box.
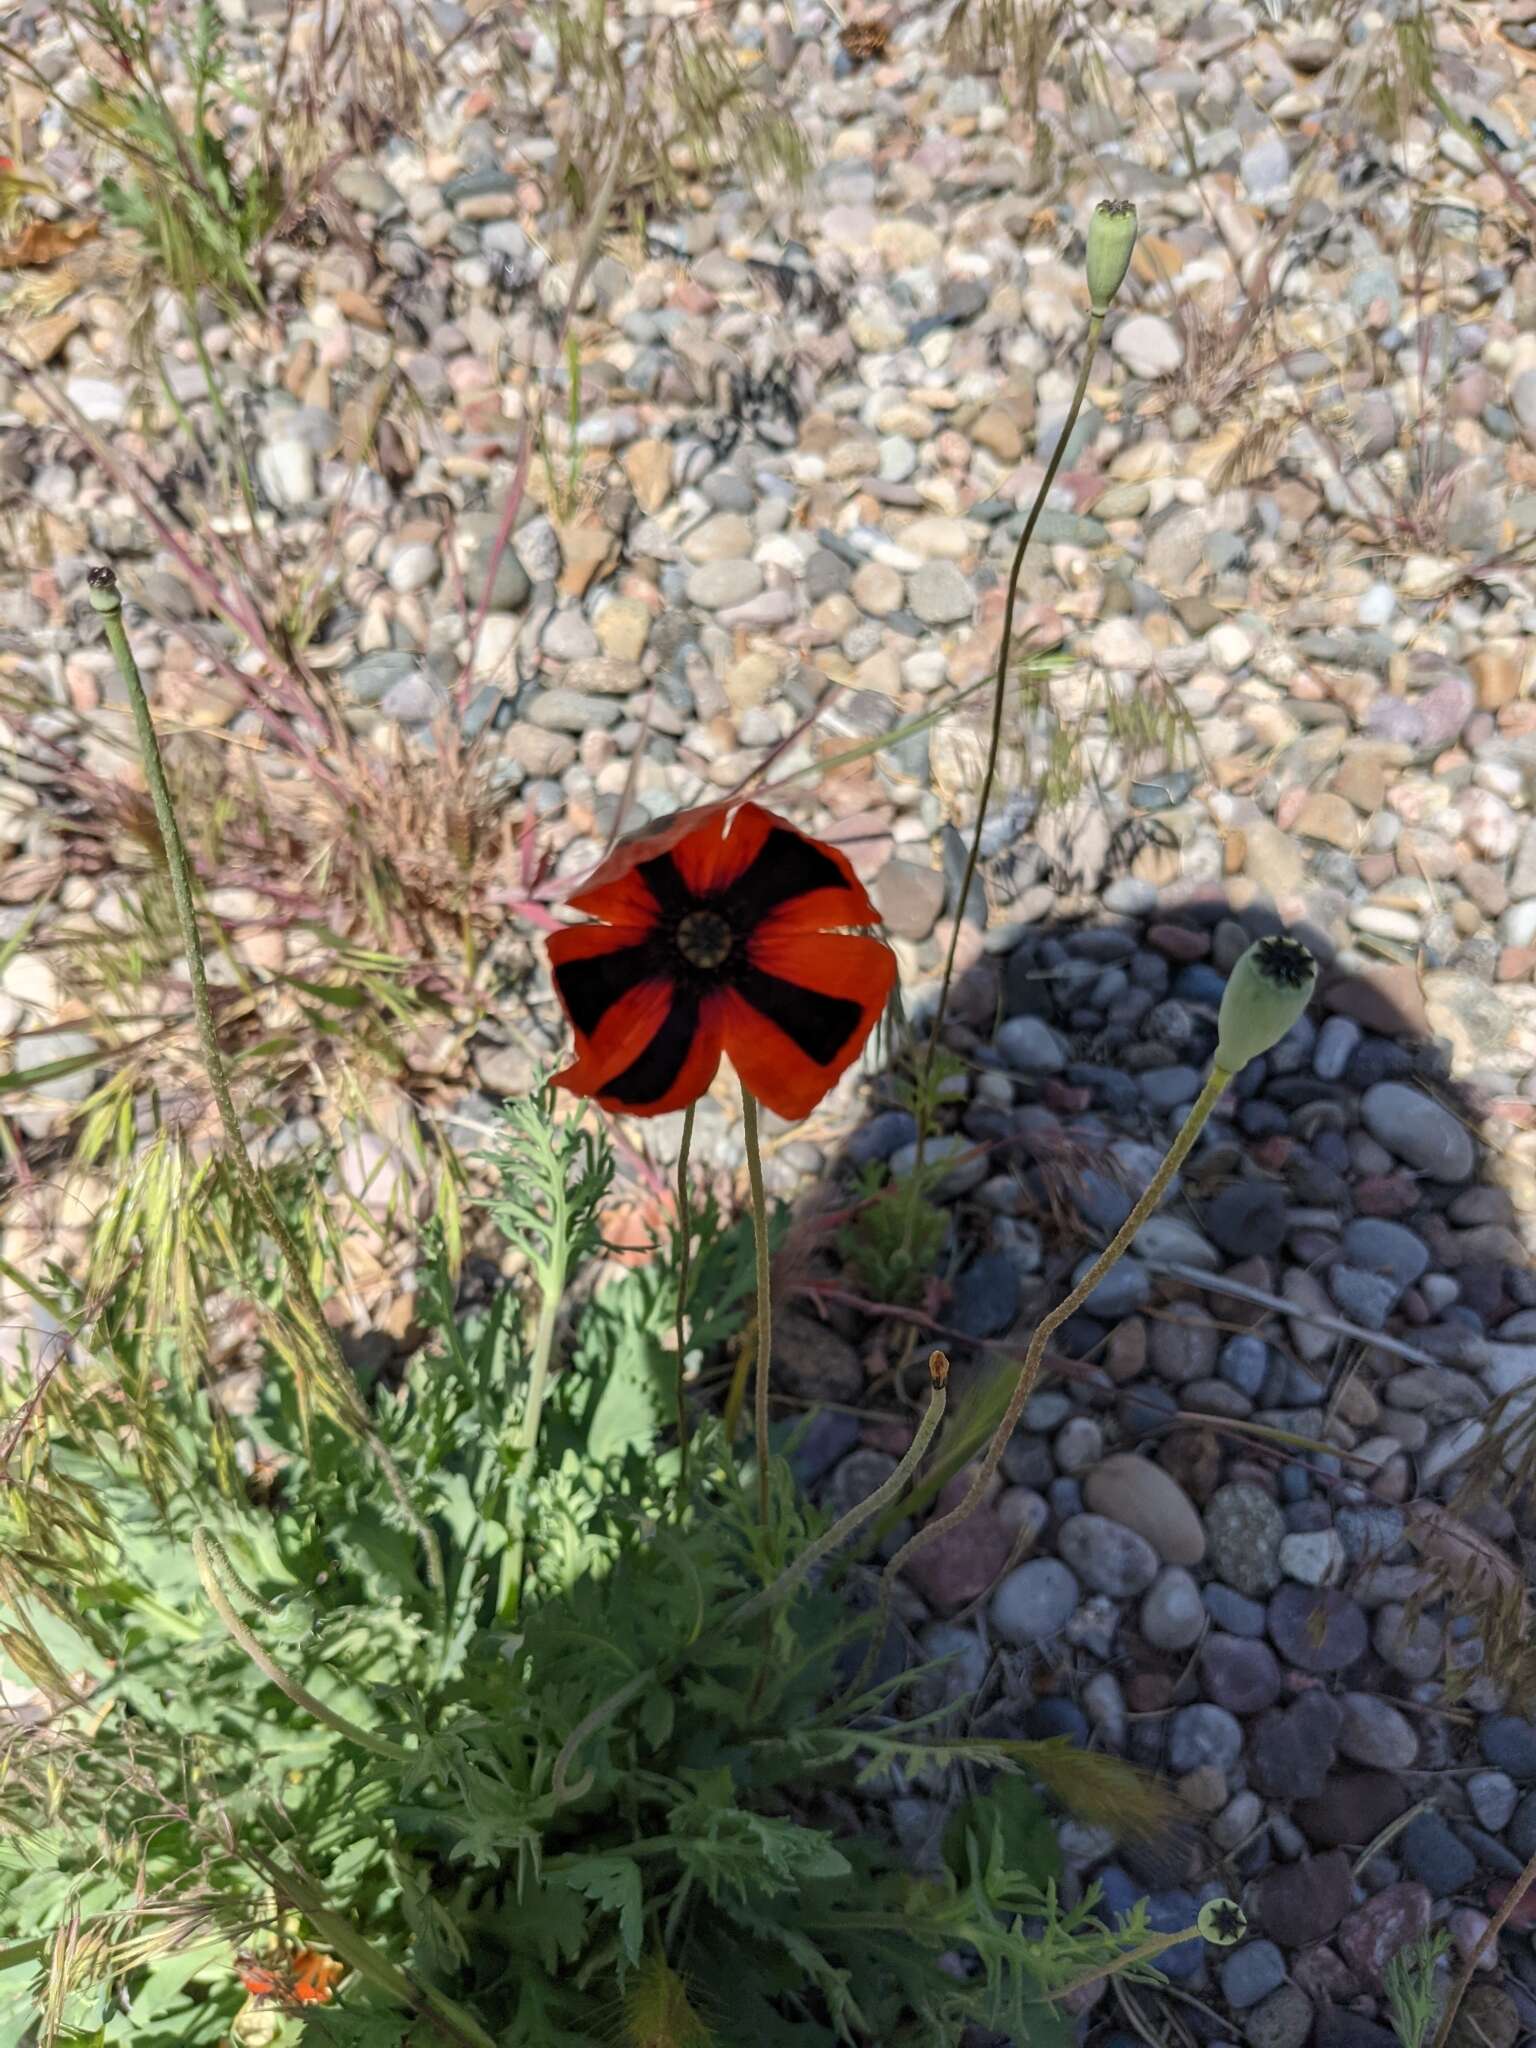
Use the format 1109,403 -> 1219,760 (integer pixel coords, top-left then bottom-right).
902,310 -> 1105,1256
193,1530 -> 411,1764
1429,1845 -> 1536,2048
500,1185 -> 568,1621
87,566 -> 443,1595
734,1353 -> 948,1631
189,318 -> 263,538
881,1063 -> 1228,1594
674,1100 -> 696,1507
742,1085 -> 772,1531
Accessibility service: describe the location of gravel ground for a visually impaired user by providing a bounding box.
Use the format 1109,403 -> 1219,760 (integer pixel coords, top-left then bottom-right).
6,0 -> 1536,2041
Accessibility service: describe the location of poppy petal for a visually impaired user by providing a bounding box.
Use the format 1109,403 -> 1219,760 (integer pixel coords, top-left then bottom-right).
724,815 -> 881,932
589,989 -> 727,1117
547,924 -> 660,1044
564,863 -> 664,928
723,930 -> 896,1120
664,801 -> 776,896
564,800 -> 735,906
554,977 -> 675,1095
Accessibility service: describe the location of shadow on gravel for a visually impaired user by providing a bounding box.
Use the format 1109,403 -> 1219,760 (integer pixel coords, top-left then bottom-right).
778,880 -> 1536,2048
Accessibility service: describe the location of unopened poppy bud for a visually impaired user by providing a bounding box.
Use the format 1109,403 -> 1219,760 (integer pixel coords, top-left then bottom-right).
1086,198 -> 1138,315
1214,936 -> 1317,1075
1197,1898 -> 1248,1947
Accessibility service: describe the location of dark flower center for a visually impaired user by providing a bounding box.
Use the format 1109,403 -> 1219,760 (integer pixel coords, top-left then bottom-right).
676,908 -> 734,971
1255,934 -> 1314,989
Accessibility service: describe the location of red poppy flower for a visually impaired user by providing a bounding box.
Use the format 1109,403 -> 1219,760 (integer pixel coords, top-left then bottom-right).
547,801 -> 896,1120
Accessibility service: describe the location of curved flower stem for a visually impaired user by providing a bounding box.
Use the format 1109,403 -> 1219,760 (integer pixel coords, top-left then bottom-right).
904,309 -> 1105,1253
882,1064 -> 1229,1595
674,1102 -> 696,1509
1430,1846 -> 1536,2048
90,567 -> 443,1597
741,1086 -> 773,1532
500,1160 -> 572,1622
193,1531 -> 412,1765
734,1353 -> 949,1632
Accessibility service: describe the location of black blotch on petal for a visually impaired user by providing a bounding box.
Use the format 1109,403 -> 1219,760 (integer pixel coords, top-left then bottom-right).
554,942 -> 659,1037
602,987 -> 702,1107
726,828 -> 851,926
734,964 -> 862,1066
636,850 -> 695,917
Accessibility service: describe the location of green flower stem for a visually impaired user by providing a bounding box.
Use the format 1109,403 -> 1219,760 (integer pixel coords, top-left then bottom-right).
190,319 -> 262,540
674,1100 -> 696,1507
1430,1844 -> 1536,2048
904,309 -> 1105,1255
734,1353 -> 949,1631
883,1063 -> 1230,1590
192,1531 -> 412,1764
1043,1920 -> 1221,2004
501,1158 -> 573,1622
742,1085 -> 773,1532
87,566 -> 443,1596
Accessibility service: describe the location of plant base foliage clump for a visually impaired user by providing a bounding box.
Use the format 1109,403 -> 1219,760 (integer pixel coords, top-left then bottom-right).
1,1106 -> 1174,2048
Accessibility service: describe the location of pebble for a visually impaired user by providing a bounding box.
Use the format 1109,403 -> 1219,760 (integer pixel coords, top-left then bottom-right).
1338,1694 -> 1419,1771
1399,1811 -> 1477,1896
1200,1633 -> 1282,1715
1467,1771 -> 1517,1833
1242,1986 -> 1312,2048
1140,1566 -> 1205,1651
1204,1483 -> 1286,1597
687,560 -> 764,610
1250,1692 -> 1343,1800
1360,1082 -> 1476,1181
991,1559 -> 1080,1646
1111,314 -> 1184,379
1220,1942 -> 1287,2011
995,1015 -> 1068,1073
1337,1883 -> 1432,1986
1083,1455 -> 1205,1565
1056,1513 -> 1160,1598
1168,1702 -> 1244,1775
907,562 -> 974,626
1479,1715 -> 1536,1779
1267,1585 -> 1368,1674
1252,1852 -> 1356,1946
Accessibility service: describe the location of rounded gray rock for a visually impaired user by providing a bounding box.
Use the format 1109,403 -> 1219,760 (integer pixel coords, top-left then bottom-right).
1360,1082 -> 1475,1181
907,561 -> 974,626
1057,1513 -> 1161,1598
1204,1482 -> 1286,1596
1140,1565 -> 1205,1651
991,1558 -> 1079,1645
1168,1701 -> 1244,1774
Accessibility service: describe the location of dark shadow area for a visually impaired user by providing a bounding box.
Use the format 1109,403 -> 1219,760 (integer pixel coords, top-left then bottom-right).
771,877 -> 1536,2048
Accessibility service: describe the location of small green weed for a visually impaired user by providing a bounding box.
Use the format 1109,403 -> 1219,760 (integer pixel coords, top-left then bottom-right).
1382,1928 -> 1449,2048
88,0 -> 281,311
837,1047 -> 968,1309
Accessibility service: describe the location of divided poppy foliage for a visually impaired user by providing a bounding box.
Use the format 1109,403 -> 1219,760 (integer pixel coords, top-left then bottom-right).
547,801 -> 897,1120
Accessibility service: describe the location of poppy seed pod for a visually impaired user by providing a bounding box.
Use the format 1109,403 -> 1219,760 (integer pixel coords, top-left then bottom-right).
1214,936 -> 1317,1075
1086,198 -> 1138,316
